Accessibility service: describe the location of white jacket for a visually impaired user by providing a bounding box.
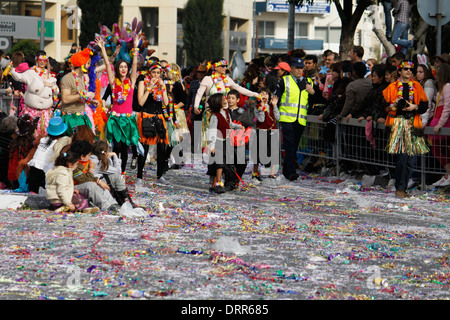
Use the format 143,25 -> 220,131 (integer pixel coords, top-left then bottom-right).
45,165 -> 74,205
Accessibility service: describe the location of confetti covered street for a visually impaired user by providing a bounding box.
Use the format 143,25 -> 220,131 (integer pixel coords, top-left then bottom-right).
0,159 -> 449,302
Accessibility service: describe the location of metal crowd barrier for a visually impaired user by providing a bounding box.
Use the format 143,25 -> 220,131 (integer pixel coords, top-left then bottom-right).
0,95 -> 19,116
297,115 -> 450,190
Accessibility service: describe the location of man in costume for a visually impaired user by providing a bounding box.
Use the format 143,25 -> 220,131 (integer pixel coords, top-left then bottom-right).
383,60 -> 429,198
60,48 -> 99,135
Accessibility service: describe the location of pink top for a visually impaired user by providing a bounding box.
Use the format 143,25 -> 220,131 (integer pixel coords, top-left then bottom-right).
111,87 -> 134,114
435,83 -> 450,128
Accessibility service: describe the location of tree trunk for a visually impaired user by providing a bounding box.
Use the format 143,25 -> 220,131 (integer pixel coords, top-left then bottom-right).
333,0 -> 375,60
339,27 -> 355,60
413,18 -> 429,54
367,4 -> 396,56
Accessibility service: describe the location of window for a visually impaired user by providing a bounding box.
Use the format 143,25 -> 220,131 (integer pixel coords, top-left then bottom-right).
315,26 -> 341,43
141,7 -> 159,45
258,20 -> 275,37
295,22 -> 308,38
0,1 -> 21,15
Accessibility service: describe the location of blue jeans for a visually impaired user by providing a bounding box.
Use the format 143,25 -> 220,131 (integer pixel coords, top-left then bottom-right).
392,21 -> 412,55
382,0 -> 392,37
280,121 -> 305,179
394,154 -> 414,191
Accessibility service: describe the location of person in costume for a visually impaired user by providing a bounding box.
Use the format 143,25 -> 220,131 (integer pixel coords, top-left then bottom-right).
60,48 -> 99,136
27,116 -> 69,193
207,93 -> 243,194
10,62 -> 55,137
136,62 -> 170,184
164,63 -> 189,168
193,58 -> 260,150
382,60 -> 429,198
96,36 -> 141,174
429,63 -> 450,187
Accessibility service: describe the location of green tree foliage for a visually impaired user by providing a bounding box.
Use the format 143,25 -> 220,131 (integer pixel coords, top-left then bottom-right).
77,0 -> 122,47
183,0 -> 224,66
10,39 -> 40,57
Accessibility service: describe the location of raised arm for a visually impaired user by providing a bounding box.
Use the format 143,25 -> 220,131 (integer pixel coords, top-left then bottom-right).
96,37 -> 115,87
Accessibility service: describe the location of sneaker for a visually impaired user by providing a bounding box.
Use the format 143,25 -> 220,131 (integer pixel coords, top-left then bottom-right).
130,157 -> 137,170
156,177 -> 169,184
82,207 -> 100,214
407,178 -> 419,189
108,204 -> 122,212
395,190 -> 410,198
54,205 -> 69,213
135,178 -> 143,186
268,175 -> 276,179
212,182 -> 226,194
433,175 -> 450,187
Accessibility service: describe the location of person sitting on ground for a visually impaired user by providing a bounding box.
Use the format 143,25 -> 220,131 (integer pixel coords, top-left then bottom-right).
69,139 -> 121,212
46,150 -> 99,214
91,140 -> 140,208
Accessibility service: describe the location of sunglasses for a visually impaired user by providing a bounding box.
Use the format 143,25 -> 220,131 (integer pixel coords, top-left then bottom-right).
402,68 -> 413,71
217,65 -> 228,68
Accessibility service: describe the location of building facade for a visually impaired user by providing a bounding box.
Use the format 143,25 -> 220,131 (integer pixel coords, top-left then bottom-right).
0,0 -> 384,65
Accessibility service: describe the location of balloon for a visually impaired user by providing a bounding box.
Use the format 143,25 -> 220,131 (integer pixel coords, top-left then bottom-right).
118,40 -> 131,63
136,21 -> 142,34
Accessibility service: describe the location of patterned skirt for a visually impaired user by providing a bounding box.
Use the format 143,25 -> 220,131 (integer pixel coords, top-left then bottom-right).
386,117 -> 429,156
20,106 -> 53,137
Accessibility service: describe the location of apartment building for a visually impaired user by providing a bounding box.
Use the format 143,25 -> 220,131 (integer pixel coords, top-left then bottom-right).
0,0 -> 383,64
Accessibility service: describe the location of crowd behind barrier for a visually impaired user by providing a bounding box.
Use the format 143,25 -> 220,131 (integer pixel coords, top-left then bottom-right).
299,115 -> 450,190
0,30 -> 449,205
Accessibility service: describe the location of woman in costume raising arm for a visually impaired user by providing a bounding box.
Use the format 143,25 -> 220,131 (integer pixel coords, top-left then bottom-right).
96,35 -> 141,174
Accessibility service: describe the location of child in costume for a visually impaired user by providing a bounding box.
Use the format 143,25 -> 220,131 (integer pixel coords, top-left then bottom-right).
27,116 -> 68,193
252,87 -> 280,181
45,150 -> 99,214
8,114 -> 40,191
207,93 -> 243,193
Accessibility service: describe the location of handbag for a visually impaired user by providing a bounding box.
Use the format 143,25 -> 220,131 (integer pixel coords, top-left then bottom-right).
141,112 -> 157,138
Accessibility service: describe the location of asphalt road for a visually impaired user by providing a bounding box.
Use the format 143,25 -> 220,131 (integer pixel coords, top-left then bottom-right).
0,157 -> 449,308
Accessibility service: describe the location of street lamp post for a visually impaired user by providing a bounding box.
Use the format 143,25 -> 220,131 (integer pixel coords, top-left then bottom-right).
40,0 -> 46,50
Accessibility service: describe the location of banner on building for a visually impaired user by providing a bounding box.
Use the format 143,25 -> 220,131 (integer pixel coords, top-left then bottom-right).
266,0 -> 331,14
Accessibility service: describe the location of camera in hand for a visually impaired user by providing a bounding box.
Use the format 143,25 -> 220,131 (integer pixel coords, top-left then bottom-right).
395,99 -> 413,119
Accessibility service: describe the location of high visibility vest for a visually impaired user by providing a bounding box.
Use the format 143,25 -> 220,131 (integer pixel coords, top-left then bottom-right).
279,75 -> 312,126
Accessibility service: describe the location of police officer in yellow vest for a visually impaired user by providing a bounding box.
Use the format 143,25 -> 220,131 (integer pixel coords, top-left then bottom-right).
274,58 -> 315,181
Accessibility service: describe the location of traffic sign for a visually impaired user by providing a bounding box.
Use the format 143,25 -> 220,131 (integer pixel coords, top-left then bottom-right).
417,0 -> 450,26
0,36 -> 12,52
